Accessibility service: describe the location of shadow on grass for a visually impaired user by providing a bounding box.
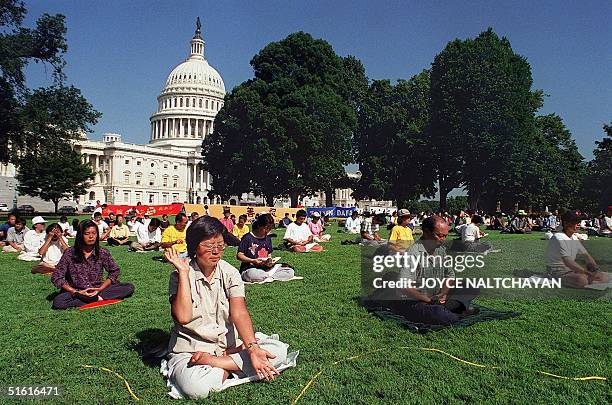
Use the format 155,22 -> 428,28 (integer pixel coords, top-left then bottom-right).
128,328 -> 170,368
46,291 -> 60,301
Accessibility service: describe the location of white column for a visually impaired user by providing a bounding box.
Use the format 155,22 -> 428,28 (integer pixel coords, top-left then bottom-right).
188,118 -> 192,138
150,123 -> 154,140
180,118 -> 184,137
192,164 -> 196,189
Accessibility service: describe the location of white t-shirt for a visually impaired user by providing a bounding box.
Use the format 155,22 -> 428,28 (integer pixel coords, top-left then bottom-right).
345,216 -> 362,233
58,221 -> 70,233
23,230 -> 46,253
96,220 -> 109,235
461,223 -> 480,242
136,225 -> 161,245
284,222 -> 312,243
91,207 -> 103,218
43,237 -> 68,265
545,232 -> 586,268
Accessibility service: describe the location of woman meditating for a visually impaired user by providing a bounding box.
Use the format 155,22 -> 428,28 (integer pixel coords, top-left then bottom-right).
236,214 -> 295,282
161,216 -> 292,399
50,220 -> 135,309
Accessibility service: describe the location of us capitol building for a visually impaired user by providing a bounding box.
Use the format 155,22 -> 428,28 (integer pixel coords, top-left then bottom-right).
0,19 -> 392,211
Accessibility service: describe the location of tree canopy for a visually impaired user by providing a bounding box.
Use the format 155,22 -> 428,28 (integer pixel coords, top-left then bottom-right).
202,32 -> 367,207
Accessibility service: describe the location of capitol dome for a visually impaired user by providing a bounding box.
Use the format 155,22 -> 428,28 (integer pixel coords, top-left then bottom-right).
149,18 -> 226,151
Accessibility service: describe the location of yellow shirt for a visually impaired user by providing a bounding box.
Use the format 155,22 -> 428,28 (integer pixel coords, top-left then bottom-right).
162,225 -> 187,253
109,224 -> 130,239
232,224 -> 249,240
389,225 -> 414,241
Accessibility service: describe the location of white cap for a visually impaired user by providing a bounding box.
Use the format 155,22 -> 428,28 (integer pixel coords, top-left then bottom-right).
32,216 -> 47,225
311,211 -> 321,217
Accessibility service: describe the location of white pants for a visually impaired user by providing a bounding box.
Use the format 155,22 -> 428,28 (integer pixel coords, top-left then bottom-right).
242,267 -> 295,282
313,234 -> 331,242
162,333 -> 289,399
17,251 -> 41,261
2,245 -> 22,253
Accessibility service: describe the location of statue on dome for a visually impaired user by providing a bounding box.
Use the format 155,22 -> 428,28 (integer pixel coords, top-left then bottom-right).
195,17 -> 202,38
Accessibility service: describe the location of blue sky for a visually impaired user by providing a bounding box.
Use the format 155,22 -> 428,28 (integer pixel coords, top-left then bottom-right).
23,0 -> 611,159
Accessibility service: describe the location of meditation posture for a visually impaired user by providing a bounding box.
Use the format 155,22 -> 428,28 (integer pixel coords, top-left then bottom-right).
237,214 -> 294,282
107,214 -> 131,246
58,215 -> 70,236
93,212 -> 110,241
220,209 -> 234,233
18,216 -> 47,261
32,223 -> 69,275
359,213 -> 385,246
161,216 -> 290,399
51,220 -> 135,309
460,215 -> 492,253
130,217 -> 162,251
279,213 -> 292,228
67,218 -> 79,238
2,218 -> 28,253
545,211 -> 609,288
160,214 -> 170,230
161,213 -> 189,257
386,216 -> 478,325
232,214 -> 250,240
510,210 -> 532,233
0,213 -> 17,247
389,209 -> 414,251
308,212 -> 331,242
344,211 -> 362,234
283,210 -> 323,252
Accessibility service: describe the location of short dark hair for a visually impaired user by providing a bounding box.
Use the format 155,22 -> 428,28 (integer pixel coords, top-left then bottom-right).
422,215 -> 445,233
238,214 -> 247,222
296,209 -> 307,218
46,223 -> 61,234
175,213 -> 187,223
561,210 -> 580,225
16,218 -> 26,226
116,214 -> 123,219
253,213 -> 274,231
471,215 -> 483,225
60,215 -> 67,221
149,218 -> 161,227
93,212 -> 102,218
186,216 -> 226,258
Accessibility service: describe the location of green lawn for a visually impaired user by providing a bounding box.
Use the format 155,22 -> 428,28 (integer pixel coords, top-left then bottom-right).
0,220 -> 610,403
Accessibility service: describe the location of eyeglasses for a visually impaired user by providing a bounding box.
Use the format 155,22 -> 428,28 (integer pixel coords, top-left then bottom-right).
199,242 -> 226,253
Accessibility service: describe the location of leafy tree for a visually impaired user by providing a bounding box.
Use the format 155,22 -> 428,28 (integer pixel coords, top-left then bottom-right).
203,32 -> 367,207
16,148 -> 95,213
354,70 -> 435,206
430,28 -> 542,210
581,123 -> 612,212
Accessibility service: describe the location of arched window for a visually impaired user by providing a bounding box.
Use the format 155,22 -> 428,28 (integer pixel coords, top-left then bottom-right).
180,98 -> 183,107
89,191 -> 95,200
163,176 -> 168,187
172,176 -> 179,188
205,99 -> 209,109
199,99 -> 202,108
149,174 -> 156,186
174,98 -> 177,107
186,98 -> 190,107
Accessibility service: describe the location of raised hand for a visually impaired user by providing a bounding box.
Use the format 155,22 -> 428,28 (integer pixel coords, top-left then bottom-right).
165,248 -> 190,274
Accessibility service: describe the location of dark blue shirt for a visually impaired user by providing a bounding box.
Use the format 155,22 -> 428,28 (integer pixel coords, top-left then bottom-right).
238,232 -> 273,273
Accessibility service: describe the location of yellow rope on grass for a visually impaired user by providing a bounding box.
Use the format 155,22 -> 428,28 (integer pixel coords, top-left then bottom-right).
81,365 -> 140,401
291,346 -> 607,404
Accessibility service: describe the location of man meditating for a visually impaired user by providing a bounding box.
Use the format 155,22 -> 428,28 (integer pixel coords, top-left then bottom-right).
389,216 -> 478,325
161,213 -> 189,258
161,216 -> 291,399
2,218 -> 28,253
130,217 -> 162,251
237,214 -> 295,282
51,220 -> 134,309
283,210 -> 323,252
107,214 -> 131,246
545,210 -> 609,288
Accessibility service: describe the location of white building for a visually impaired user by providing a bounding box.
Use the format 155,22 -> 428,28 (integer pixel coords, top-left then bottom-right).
73,19 -> 224,206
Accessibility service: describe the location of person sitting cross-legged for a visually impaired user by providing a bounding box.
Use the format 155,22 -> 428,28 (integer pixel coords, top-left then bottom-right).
18,216 -> 47,261
283,210 -> 323,252
344,211 -> 362,234
510,210 -> 532,234
107,214 -> 131,246
388,209 -> 414,252
50,220 -> 135,309
2,218 -> 28,253
358,212 -> 386,246
237,214 -> 294,282
545,210 -> 609,288
460,215 -> 492,253
32,223 -> 69,275
279,213 -> 292,228
161,213 -> 189,258
93,212 -> 110,241
160,216 -> 291,399
308,212 -> 331,242
130,217 -> 162,251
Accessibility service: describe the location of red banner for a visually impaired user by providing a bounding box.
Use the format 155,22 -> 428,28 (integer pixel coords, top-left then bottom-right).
101,203 -> 183,218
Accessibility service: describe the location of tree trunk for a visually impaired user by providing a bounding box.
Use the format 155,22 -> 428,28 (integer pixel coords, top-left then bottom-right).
468,185 -> 481,211
289,191 -> 300,208
265,194 -> 275,207
325,189 -> 334,207
53,199 -> 59,214
439,180 -> 449,212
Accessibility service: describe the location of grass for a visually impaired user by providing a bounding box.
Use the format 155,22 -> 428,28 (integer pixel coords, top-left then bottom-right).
0,218 -> 610,403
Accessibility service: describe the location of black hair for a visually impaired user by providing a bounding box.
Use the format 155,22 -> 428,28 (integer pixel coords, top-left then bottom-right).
186,216 -> 226,259
46,223 -> 61,234
175,213 -> 187,223
296,209 -> 307,218
115,214 -> 123,219
16,218 -> 26,226
253,213 -> 274,231
71,218 -> 79,227
238,214 -> 248,222
471,215 -> 483,225
60,215 -> 67,221
74,220 -> 100,263
93,212 -> 102,218
149,217 -> 161,227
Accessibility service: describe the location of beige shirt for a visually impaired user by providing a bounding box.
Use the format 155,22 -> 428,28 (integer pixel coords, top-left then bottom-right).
168,259 -> 246,355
